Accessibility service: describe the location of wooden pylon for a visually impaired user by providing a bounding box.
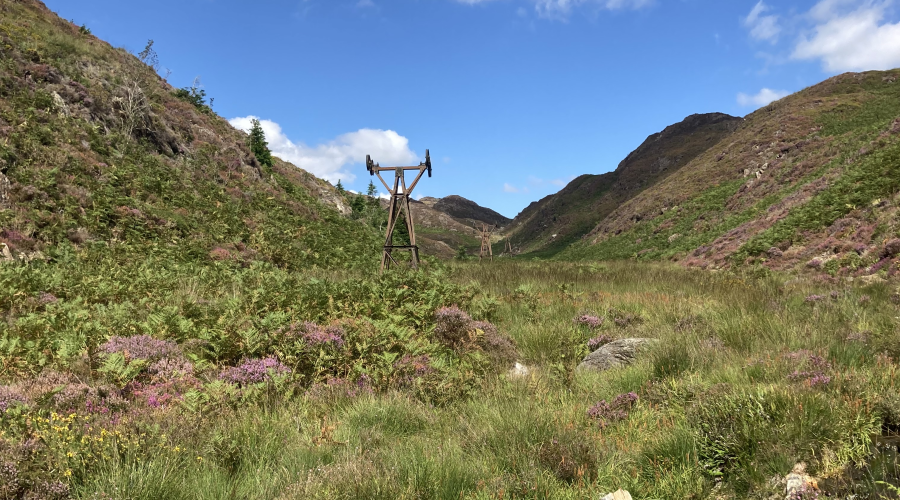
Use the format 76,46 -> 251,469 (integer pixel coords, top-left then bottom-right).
366,150 -> 432,271
475,222 -> 495,262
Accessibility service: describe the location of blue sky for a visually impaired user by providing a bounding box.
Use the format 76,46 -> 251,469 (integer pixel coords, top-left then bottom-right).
46,0 -> 900,217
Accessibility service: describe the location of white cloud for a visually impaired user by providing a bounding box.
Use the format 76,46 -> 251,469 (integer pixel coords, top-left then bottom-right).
550,179 -> 567,186
503,183 -> 521,193
743,1 -> 781,43
529,0 -> 651,19
737,88 -> 790,107
229,116 -> 417,184
793,0 -> 900,71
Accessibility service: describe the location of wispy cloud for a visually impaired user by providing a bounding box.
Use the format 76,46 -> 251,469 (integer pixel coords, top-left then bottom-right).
454,0 -> 652,19
793,0 -> 900,72
737,88 -> 790,107
743,1 -> 781,43
503,183 -> 522,193
229,116 -> 417,184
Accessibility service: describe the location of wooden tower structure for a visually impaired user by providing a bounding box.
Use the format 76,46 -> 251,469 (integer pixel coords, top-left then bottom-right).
475,222 -> 495,262
366,150 -> 432,271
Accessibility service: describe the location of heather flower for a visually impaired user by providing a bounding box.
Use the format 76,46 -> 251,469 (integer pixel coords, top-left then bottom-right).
574,314 -> 604,330
829,290 -> 841,299
805,294 -> 825,303
587,392 -> 638,428
38,292 -> 58,305
219,356 -> 290,385
100,335 -> 180,362
858,295 -> 871,305
587,334 -> 613,350
784,350 -> 831,388
394,354 -> 434,378
300,322 -> 345,348
0,386 -> 27,413
434,305 -> 474,347
148,356 -> 194,379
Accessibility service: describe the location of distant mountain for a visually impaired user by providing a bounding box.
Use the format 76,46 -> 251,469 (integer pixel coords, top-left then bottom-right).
420,195 -> 511,228
562,69 -> 900,278
504,113 -> 742,256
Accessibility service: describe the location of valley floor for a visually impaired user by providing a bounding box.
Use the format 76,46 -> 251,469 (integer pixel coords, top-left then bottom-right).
2,260 -> 900,499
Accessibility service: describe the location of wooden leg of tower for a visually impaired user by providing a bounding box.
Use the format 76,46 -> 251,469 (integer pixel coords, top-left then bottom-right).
381,178 -> 401,272
403,196 -> 419,270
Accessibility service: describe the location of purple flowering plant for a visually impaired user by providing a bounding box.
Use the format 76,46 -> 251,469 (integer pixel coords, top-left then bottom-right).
587,392 -> 639,428
219,356 -> 291,385
574,314 -> 604,330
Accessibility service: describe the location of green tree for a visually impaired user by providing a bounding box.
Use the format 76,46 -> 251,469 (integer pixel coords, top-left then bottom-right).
367,180 -> 377,197
336,179 -> 345,194
455,245 -> 468,260
248,118 -> 273,169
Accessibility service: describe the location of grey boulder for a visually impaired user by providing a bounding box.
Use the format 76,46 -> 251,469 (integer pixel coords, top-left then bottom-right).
576,338 -> 656,372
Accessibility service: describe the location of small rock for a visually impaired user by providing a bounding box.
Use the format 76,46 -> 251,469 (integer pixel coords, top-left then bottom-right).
601,490 -> 633,500
577,338 -> 656,372
784,463 -> 818,500
1,243 -> 12,261
509,362 -> 530,378
767,247 -> 783,258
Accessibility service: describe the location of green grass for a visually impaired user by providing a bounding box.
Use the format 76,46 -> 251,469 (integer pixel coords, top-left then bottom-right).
5,261 -> 898,499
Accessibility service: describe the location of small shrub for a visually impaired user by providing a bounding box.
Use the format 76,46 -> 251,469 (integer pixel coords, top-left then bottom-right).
433,306 -> 474,348
537,432 -> 597,484
587,392 -> 638,428
573,313 -> 603,329
219,357 -> 290,386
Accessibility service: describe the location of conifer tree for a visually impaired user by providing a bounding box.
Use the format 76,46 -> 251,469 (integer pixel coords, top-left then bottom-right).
248,118 -> 273,169
367,180 -> 377,198
336,179 -> 345,193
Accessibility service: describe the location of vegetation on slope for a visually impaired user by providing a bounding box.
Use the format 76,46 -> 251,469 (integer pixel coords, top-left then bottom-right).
565,70 -> 900,280
504,113 -> 741,257
0,0 -> 379,271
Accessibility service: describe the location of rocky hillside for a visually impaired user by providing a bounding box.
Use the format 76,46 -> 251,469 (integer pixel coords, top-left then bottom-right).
504,113 -> 741,256
562,70 -> 900,280
420,195 -> 511,228
0,0 -> 379,270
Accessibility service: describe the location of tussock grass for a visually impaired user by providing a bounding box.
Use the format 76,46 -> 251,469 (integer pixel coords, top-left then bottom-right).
28,261 -> 894,498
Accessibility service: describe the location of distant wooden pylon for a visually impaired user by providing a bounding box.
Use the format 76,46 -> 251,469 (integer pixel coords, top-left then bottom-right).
475,222 -> 495,262
504,238 -> 513,255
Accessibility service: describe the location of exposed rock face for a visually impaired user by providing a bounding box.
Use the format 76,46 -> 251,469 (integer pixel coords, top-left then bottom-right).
576,338 -> 656,372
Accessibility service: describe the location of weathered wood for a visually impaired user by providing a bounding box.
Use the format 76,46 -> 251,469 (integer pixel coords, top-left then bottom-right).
368,150 -> 431,271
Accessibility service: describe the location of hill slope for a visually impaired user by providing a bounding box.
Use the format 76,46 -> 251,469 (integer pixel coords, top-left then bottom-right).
0,0 -> 379,270
504,113 -> 741,256
563,70 -> 900,279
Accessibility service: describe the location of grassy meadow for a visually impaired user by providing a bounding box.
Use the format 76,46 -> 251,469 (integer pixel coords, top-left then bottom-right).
2,258 -> 899,499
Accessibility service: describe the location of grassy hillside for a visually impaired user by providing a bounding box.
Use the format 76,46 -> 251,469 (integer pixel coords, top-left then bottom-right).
504,113 -> 741,257
0,0 -> 379,271
564,70 -> 900,281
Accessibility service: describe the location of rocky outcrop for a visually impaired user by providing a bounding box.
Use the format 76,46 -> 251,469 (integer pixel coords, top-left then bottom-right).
576,338 -> 656,372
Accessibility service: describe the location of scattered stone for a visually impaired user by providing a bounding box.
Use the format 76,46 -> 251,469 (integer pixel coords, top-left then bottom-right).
51,91 -> 69,117
509,362 -> 530,378
1,243 -> 12,261
784,463 -> 818,500
0,171 -> 9,208
601,489 -> 633,500
743,168 -> 750,177
576,338 -> 656,372
767,247 -> 783,258
859,274 -> 886,285
667,233 -> 681,243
